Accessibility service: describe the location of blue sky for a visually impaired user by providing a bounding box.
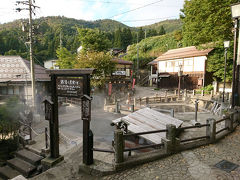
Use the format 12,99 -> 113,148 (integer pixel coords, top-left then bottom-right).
0,0 -> 184,27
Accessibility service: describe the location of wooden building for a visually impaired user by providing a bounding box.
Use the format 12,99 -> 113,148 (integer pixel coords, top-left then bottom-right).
107,58 -> 133,95
0,56 -> 50,102
149,46 -> 213,89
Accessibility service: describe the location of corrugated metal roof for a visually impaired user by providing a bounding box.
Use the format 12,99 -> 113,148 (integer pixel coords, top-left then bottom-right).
154,46 -> 213,62
112,107 -> 183,144
0,56 -> 50,82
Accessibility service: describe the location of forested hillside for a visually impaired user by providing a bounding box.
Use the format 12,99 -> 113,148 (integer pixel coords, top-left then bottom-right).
0,16 -> 182,65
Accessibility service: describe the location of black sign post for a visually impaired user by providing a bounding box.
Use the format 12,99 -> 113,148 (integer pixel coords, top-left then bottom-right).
43,69 -> 94,167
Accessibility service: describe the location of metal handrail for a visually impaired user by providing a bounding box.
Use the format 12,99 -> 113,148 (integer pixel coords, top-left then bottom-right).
180,135 -> 209,143
124,143 -> 164,152
177,124 -> 209,131
123,129 -> 168,137
92,147 -> 114,153
216,127 -> 229,135
216,117 -> 229,124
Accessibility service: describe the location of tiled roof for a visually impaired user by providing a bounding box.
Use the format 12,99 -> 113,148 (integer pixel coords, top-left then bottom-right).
0,56 -> 50,82
112,58 -> 133,65
154,46 -> 213,62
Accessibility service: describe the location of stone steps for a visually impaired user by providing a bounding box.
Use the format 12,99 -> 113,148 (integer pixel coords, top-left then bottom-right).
15,149 -> 44,166
7,157 -> 36,177
0,165 -> 21,180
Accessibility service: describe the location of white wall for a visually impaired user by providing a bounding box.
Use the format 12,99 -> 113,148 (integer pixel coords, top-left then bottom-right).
158,56 -> 206,73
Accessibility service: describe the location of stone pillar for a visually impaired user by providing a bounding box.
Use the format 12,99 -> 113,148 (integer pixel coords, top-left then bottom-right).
206,118 -> 216,143
114,129 -> 124,163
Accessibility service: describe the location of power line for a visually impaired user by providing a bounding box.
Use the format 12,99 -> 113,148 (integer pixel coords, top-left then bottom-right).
78,0 -> 181,6
107,0 -> 164,19
121,16 -> 179,22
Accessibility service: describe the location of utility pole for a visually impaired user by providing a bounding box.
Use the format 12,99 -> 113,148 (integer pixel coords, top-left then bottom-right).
16,0 -> 39,108
137,32 -> 139,83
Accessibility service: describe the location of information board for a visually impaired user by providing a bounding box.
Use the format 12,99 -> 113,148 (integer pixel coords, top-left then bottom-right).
56,77 -> 83,97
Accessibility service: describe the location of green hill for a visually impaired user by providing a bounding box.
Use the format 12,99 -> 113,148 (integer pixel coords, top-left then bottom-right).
142,19 -> 182,33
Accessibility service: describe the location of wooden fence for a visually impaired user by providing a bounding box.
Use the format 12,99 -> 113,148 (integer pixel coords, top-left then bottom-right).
92,109 -> 240,171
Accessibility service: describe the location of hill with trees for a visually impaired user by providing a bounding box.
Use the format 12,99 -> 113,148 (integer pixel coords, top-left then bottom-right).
0,16 -> 182,65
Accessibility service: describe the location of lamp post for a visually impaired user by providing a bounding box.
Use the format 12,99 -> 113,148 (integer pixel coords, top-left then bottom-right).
223,41 -> 230,103
178,64 -> 183,98
231,3 -> 240,108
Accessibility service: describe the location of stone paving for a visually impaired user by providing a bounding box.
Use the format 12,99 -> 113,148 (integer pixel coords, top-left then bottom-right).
103,126 -> 240,180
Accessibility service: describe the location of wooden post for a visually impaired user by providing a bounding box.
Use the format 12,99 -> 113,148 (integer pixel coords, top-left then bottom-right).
162,124 -> 179,154
206,118 -> 216,143
50,74 -> 59,158
82,74 -> 93,165
114,129 -> 124,163
45,127 -> 48,149
225,116 -> 233,132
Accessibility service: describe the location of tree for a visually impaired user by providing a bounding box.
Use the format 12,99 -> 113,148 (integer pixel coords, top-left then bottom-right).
77,28 -> 111,52
56,47 -> 76,69
75,51 -> 116,87
206,43 -> 233,81
181,0 -> 238,46
138,27 -> 145,42
159,26 -> 166,35
114,28 -> 123,48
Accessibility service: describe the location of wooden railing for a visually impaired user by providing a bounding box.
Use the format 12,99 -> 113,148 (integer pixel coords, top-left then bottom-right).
110,109 -> 240,169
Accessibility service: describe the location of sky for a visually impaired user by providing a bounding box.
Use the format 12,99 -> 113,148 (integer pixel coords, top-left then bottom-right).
0,0 -> 185,27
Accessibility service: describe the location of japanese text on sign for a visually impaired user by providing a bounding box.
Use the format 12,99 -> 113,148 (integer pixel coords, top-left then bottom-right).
56,78 -> 83,97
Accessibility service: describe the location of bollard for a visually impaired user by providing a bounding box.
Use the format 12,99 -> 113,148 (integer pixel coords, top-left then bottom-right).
116,102 -> 120,113
146,97 -> 149,105
206,118 -> 216,143
225,116 -> 233,132
193,89 -> 195,96
210,90 -> 213,98
184,89 -> 187,97
114,129 -> 124,163
174,89 -> 177,96
170,109 -> 174,117
195,99 -> 199,122
131,104 -> 134,112
134,98 -> 136,107
201,90 -> 204,97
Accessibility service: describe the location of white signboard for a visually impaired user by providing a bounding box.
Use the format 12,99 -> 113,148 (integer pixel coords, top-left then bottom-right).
112,71 -> 126,76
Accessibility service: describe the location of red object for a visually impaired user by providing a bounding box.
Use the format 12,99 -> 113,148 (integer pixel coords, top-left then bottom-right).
108,83 -> 112,96
132,78 -> 136,89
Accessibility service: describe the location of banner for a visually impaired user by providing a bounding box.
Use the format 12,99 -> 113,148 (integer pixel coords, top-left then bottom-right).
132,78 -> 136,89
